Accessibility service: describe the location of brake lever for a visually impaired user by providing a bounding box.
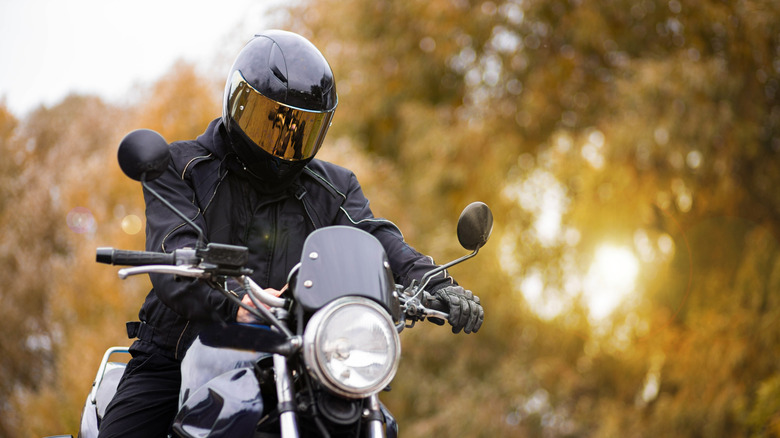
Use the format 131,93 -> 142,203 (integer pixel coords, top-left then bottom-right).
117,265 -> 206,279
399,288 -> 450,324
423,307 -> 449,320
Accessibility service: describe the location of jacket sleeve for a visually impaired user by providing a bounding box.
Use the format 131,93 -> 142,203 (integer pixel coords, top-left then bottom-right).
335,172 -> 456,291
143,154 -> 239,322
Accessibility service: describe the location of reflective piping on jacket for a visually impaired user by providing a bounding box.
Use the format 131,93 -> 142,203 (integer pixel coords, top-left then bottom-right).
338,205 -> 453,285
159,155 -> 218,253
173,156 -> 226,358
181,154 -> 213,180
425,255 -> 453,284
303,167 -> 346,198
337,206 -> 407,241
304,166 -> 453,286
175,320 -> 190,360
201,160 -> 230,216
160,209 -> 202,253
303,166 -> 409,241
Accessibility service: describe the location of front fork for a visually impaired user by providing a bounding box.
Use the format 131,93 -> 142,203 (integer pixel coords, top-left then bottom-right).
272,356 -> 388,438
365,393 -> 387,437
273,353 -> 299,438
271,304 -> 387,438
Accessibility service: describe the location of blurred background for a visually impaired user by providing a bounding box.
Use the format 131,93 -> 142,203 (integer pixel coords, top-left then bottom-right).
2,0 -> 779,436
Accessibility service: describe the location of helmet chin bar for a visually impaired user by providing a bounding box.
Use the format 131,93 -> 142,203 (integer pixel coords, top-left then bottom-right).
227,127 -> 312,190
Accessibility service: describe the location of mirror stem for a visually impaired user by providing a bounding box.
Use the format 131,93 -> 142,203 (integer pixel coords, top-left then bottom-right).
141,173 -> 206,249
417,246 -> 481,293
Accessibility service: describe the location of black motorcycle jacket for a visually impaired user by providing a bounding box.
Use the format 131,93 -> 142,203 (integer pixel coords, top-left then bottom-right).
129,118 -> 454,360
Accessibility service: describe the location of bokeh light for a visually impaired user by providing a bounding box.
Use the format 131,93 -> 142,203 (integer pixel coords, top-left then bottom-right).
66,206 -> 96,234
121,215 -> 143,235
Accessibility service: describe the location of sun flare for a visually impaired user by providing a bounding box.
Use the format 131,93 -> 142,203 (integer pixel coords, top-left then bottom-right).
583,245 -> 640,320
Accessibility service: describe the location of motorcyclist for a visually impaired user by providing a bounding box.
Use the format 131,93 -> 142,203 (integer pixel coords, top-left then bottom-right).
98,30 -> 483,437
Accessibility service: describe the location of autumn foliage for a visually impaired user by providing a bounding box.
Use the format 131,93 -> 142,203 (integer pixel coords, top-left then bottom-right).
2,0 -> 780,436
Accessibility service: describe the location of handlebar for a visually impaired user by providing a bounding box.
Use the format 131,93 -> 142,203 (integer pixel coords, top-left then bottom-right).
114,264 -> 286,310
98,247 -> 446,326
422,291 -> 449,320
422,306 -> 449,321
96,247 -> 177,266
240,275 -> 287,309
398,288 -> 449,324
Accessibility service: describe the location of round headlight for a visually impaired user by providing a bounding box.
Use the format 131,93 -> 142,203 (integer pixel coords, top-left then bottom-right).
303,297 -> 401,398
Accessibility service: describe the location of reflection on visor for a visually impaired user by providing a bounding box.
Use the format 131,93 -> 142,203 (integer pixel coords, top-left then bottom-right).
227,71 -> 334,161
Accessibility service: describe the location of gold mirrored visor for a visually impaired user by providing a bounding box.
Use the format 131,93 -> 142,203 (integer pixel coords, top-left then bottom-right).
226,70 -> 335,161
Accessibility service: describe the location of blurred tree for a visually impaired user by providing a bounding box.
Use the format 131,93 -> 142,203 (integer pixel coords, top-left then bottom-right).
1,61 -> 222,437
134,60 -> 222,142
3,0 -> 779,435
284,0 -> 780,436
0,95 -> 138,436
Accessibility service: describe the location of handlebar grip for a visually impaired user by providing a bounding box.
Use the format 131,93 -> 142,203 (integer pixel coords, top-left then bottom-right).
423,291 -> 450,321
422,291 -> 441,309
427,297 -> 448,313
96,247 -> 175,266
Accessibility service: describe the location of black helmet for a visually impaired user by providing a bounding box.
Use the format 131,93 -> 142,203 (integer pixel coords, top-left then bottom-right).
222,30 -> 337,187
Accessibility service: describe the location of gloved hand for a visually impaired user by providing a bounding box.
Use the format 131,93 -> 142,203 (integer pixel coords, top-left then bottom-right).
431,285 -> 484,334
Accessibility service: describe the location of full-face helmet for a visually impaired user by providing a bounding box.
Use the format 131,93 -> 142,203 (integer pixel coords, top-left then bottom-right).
222,30 -> 337,186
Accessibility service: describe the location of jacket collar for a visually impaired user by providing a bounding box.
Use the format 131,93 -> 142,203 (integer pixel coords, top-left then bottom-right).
196,118 -> 231,160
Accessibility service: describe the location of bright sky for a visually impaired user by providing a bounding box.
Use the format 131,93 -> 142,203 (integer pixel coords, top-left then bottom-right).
0,0 -> 282,116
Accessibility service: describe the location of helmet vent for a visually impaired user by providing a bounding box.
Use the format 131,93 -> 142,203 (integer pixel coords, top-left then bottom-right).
269,43 -> 288,85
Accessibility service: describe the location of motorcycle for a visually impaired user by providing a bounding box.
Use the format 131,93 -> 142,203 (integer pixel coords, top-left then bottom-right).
70,129 -> 493,437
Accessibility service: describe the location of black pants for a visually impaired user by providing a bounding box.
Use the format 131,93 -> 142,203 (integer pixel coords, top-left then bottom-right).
98,351 -> 181,438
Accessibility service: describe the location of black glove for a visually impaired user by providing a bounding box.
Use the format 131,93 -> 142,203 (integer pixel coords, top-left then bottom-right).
432,285 -> 484,334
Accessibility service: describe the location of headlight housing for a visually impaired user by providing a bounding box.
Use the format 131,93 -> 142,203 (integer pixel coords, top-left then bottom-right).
303,297 -> 401,399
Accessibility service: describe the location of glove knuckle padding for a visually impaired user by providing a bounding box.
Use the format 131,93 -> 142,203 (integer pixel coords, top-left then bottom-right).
475,307 -> 484,332
459,296 -> 470,326
447,294 -> 461,325
435,286 -> 485,334
464,300 -> 477,333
